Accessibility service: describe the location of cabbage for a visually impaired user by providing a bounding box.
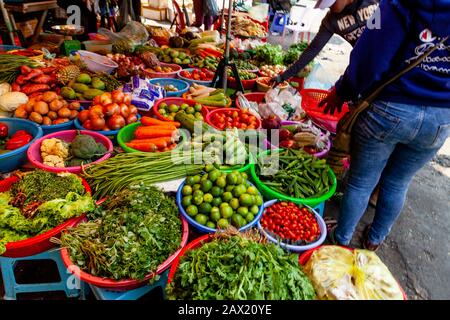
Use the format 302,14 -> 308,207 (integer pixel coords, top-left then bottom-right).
0,91 -> 28,112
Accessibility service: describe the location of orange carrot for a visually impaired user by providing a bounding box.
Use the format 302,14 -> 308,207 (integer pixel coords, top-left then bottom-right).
141,116 -> 180,128
129,138 -> 170,149
126,142 -> 157,152
141,124 -> 177,131
167,143 -> 177,150
134,127 -> 175,139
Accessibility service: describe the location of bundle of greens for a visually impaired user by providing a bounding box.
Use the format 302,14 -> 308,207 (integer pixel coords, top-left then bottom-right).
166,230 -> 316,300
283,42 -> 309,65
0,171 -> 94,254
255,43 -> 284,66
60,183 -> 182,280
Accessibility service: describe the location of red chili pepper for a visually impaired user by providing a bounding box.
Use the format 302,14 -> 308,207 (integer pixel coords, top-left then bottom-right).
0,123 -> 8,138
5,131 -> 32,150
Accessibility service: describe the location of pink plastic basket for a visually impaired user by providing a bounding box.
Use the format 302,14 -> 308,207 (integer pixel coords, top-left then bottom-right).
145,63 -> 182,79
27,130 -> 113,174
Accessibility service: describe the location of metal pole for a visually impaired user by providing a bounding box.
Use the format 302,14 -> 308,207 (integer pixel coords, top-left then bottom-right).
222,0 -> 234,91
0,0 -> 16,44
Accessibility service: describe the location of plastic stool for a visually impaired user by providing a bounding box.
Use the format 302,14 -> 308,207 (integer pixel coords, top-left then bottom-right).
88,269 -> 169,300
269,12 -> 290,34
0,249 -> 82,300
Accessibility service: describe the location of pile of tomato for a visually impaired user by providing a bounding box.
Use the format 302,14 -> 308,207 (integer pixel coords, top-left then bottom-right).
208,109 -> 260,130
260,201 -> 321,244
179,68 -> 213,81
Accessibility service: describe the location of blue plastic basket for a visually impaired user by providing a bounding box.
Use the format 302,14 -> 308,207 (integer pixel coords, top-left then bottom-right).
148,78 -> 190,97
176,177 -> 264,234
0,45 -> 24,51
74,114 -> 141,141
0,118 -> 43,173
257,200 -> 327,253
41,120 -> 75,135
177,68 -> 214,87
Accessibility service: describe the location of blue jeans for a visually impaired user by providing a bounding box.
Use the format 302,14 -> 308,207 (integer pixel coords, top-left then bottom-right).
335,101 -> 450,245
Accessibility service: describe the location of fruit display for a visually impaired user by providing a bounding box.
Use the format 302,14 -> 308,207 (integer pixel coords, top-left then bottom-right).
11,65 -> 59,96
158,47 -> 192,65
180,166 -> 263,230
40,133 -> 108,168
227,69 -> 257,80
145,64 -> 178,74
259,64 -> 287,78
60,73 -> 107,101
77,90 -> 138,131
179,68 -> 213,82
157,100 -> 204,121
56,65 -> 81,85
184,84 -> 230,108
207,109 -> 260,130
124,116 -> 181,152
191,56 -> 219,71
0,124 -> 32,154
14,91 -> 79,125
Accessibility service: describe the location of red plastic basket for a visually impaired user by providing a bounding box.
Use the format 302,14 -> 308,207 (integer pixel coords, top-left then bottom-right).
0,175 -> 91,258
299,245 -> 408,300
144,63 -> 181,79
60,216 -> 190,291
227,77 -> 257,90
206,108 -> 262,130
300,89 -> 350,134
152,97 -> 209,122
235,92 -> 266,110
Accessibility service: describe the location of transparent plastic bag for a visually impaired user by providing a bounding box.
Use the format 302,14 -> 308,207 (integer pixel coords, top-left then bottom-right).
98,21 -> 149,51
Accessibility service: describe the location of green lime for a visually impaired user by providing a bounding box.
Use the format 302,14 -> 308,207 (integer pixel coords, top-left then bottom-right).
208,169 -> 220,182
192,175 -> 201,184
211,186 -> 223,197
180,103 -> 189,110
193,184 -> 201,191
206,221 -> 216,229
195,112 -> 203,120
222,191 -> 233,202
201,180 -> 213,193
186,176 -> 196,185
205,164 -> 215,172
254,195 -> 263,206
211,197 -> 222,207
181,195 -> 192,207
186,205 -> 198,217
195,214 -> 208,225
232,184 -> 247,198
159,102 -> 167,109
166,115 -> 174,121
201,174 -> 209,182
245,213 -> 255,223
250,205 -> 259,215
220,205 -> 233,219
247,186 -> 258,195
226,173 -> 238,185
199,202 -> 212,214
217,218 -> 229,229
231,214 -> 241,228
241,172 -> 248,181
235,174 -> 243,185
182,185 -> 193,196
230,198 -> 240,210
210,207 -> 221,222
237,207 -> 249,216
193,190 -> 204,198
237,215 -> 247,228
225,185 -> 234,193
194,103 -> 202,112
193,196 -> 203,205
216,176 -> 227,188
239,194 -> 253,207
159,108 -> 167,115
203,193 -> 213,203
186,106 -> 195,114
168,104 -> 179,113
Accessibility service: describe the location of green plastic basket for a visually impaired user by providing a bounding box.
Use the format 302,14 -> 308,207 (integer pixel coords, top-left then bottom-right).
219,152 -> 256,174
117,122 -> 188,153
250,149 -> 337,208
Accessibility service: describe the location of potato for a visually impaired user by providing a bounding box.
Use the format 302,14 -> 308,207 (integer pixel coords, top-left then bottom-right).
42,116 -> 52,126
69,109 -> 78,120
57,107 -> 71,118
69,101 -> 81,111
53,118 -> 69,125
33,101 -> 49,115
29,111 -> 43,124
14,106 -> 28,119
42,91 -> 58,103
49,99 -> 63,112
47,111 -> 58,120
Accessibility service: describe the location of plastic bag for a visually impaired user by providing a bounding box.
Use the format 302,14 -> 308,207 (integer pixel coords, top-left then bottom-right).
203,0 -> 219,17
123,75 -> 164,112
260,86 -> 303,120
98,21 -> 149,52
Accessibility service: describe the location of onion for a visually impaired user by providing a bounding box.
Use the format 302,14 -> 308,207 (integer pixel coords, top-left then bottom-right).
107,114 -> 125,130
103,103 -> 119,116
78,110 -> 90,123
119,103 -> 130,118
111,90 -> 125,104
91,116 -> 106,131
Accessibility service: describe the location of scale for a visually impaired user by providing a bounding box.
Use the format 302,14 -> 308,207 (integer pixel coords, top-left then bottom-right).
51,24 -> 84,56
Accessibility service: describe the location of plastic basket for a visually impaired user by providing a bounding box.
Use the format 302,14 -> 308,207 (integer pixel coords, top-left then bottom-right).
300,88 -> 350,134
145,63 -> 181,79
148,78 -> 190,97
177,68 -> 214,87
27,130 -> 113,174
41,120 -> 75,135
60,216 -> 189,291
227,77 -> 257,90
206,108 -> 262,130
250,149 -> 337,208
257,200 -> 327,253
0,175 -> 91,258
176,177 -> 264,234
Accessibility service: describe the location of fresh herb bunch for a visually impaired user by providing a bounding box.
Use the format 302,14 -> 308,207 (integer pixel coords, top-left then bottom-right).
255,43 -> 284,66
166,231 -> 316,300
283,42 -> 309,65
61,183 -> 183,280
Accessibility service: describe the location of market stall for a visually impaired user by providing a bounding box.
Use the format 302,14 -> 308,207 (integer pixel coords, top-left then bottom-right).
0,15 -> 407,301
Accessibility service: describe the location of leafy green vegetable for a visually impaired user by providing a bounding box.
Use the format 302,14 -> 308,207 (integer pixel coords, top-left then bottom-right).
283,42 -> 309,65
60,183 -> 183,280
166,231 -> 316,300
255,43 -> 284,66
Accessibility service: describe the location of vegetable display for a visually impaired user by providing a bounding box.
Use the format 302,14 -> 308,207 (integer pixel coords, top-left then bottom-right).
303,246 -> 404,300
0,129 -> 33,153
234,60 -> 258,72
40,133 -> 108,168
60,73 -> 107,100
191,56 -> 219,71
126,116 -> 181,152
14,91 -> 79,126
158,48 -> 192,65
257,149 -> 332,198
60,183 -> 182,280
166,230 -> 316,300
180,166 -> 263,229
179,68 -> 213,82
283,42 -> 309,65
255,44 -> 284,65
0,171 -> 94,254
259,64 -> 286,78
208,109 -> 259,130
185,84 -> 230,107
157,100 -> 204,121
227,69 -> 257,80
230,15 -> 267,38
77,90 -> 138,131
0,54 -> 39,84
260,201 -> 320,244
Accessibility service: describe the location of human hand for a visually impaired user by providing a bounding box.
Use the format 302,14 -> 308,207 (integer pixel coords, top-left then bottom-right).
319,87 -> 345,115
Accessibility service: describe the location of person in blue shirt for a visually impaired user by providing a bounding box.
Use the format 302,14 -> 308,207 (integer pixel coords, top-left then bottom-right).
322,0 -> 450,251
